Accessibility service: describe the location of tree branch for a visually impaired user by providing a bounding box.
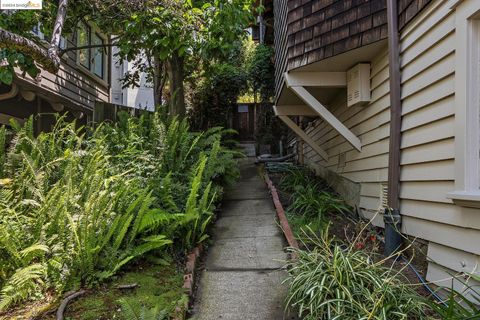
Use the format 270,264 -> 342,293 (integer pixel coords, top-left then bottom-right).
48,0 -> 69,69
0,28 -> 59,73
59,43 -> 115,57
0,0 -> 69,74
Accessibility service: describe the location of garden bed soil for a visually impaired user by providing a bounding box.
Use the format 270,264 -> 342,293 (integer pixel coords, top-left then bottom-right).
267,170 -> 431,299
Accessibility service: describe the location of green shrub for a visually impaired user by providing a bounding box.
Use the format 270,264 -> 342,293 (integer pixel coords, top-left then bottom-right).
289,187 -> 348,220
280,167 -> 322,193
190,63 -> 247,130
285,230 -> 427,320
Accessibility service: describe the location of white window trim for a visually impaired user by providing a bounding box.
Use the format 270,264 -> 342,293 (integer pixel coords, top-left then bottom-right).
75,21 -> 109,82
448,1 -> 480,208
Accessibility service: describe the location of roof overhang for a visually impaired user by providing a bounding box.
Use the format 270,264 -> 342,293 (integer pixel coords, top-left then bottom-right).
273,41 -> 387,159
275,40 -> 387,107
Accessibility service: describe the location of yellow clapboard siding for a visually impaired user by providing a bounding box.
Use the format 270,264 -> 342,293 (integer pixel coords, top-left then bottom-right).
427,243 -> 480,274
342,153 -> 389,173
402,75 -> 454,115
401,31 -> 455,82
401,53 -> 455,100
360,183 -> 385,197
400,181 -> 454,203
400,10 -> 455,60
402,95 -> 455,130
400,138 -> 454,165
401,116 -> 455,149
400,160 -> 455,181
403,216 -> 480,255
341,168 -> 388,183
401,199 -> 480,230
359,196 -> 381,211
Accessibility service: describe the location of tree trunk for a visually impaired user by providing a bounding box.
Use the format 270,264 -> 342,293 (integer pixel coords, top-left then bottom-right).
48,0 -> 68,66
152,56 -> 164,107
167,51 -> 186,118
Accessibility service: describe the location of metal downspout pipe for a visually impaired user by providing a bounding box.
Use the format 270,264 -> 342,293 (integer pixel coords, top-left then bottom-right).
385,0 -> 403,256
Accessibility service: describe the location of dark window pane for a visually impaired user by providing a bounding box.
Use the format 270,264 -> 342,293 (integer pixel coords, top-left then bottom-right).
92,33 -> 104,78
78,23 -> 90,69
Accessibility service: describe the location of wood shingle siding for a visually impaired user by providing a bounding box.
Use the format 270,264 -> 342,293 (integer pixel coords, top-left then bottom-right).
284,0 -> 389,70
273,0 -> 432,97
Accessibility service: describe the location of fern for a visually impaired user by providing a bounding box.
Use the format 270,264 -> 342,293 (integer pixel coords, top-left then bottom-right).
0,264 -> 47,310
117,298 -> 169,320
0,126 -> 5,177
0,109 -> 239,311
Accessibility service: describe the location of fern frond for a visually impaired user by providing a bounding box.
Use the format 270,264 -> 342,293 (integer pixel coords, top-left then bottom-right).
19,244 -> 49,262
117,298 -> 143,320
138,209 -> 183,234
0,263 -> 47,311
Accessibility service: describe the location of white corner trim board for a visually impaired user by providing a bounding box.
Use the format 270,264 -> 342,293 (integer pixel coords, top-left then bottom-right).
277,114 -> 329,161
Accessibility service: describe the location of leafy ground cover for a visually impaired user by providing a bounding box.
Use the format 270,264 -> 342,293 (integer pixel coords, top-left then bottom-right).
61,261 -> 186,320
0,110 -> 239,318
268,166 -> 480,319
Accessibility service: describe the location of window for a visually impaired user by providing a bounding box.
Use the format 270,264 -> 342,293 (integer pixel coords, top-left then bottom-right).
77,22 -> 90,69
32,23 -> 66,49
91,33 -> 104,78
76,22 -> 107,80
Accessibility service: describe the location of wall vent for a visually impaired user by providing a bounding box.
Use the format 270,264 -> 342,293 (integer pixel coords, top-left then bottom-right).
347,63 -> 371,107
379,183 -> 388,212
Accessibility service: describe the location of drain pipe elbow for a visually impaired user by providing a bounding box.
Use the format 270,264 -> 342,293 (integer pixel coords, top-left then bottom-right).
383,208 -> 402,256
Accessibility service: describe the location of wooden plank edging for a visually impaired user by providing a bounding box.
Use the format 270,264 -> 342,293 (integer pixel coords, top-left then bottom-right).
263,171 -> 300,251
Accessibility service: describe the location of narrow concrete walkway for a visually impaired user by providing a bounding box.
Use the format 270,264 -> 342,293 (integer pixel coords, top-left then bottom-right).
191,158 -> 289,320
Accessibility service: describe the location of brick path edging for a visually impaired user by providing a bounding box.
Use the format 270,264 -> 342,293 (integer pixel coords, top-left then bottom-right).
263,171 -> 300,251
173,244 -> 203,320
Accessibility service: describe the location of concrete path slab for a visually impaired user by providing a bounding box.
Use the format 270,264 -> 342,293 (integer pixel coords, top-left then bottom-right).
214,215 -> 281,239
205,236 -> 286,270
193,270 -> 286,320
221,199 -> 275,216
192,158 -> 292,320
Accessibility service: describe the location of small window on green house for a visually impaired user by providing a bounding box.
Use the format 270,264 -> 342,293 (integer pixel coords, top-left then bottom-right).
92,33 -> 104,78
76,22 -> 108,80
77,22 -> 90,69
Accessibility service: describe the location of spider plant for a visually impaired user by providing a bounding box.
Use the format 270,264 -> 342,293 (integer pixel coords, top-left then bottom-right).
284,229 -> 427,319
425,274 -> 480,319
280,167 -> 319,193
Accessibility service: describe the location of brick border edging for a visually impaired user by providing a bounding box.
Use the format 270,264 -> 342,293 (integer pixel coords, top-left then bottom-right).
264,171 -> 300,251
173,244 -> 203,320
